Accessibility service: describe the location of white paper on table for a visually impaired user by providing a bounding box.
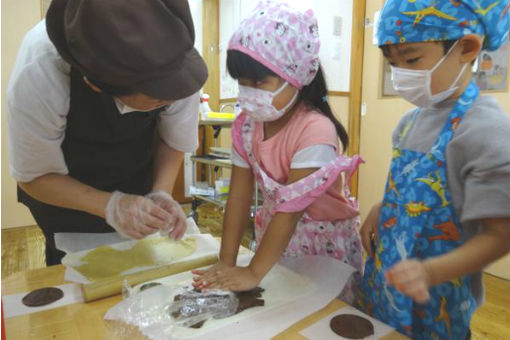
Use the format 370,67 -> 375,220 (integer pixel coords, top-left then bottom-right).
300,305 -> 394,340
105,254 -> 356,340
62,233 -> 220,284
55,217 -> 201,254
2,284 -> 84,319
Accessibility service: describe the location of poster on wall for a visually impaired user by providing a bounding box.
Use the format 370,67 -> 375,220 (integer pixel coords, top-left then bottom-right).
474,41 -> 509,92
382,40 -> 510,97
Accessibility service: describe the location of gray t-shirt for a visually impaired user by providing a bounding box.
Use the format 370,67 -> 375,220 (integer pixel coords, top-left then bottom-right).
392,95 -> 510,306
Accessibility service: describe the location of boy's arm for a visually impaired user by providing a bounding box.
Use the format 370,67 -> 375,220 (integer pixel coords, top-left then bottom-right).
426,218 -> 510,284
360,201 -> 383,257
387,218 -> 510,303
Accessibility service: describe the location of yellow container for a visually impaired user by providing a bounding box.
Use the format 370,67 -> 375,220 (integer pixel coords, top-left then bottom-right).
205,112 -> 235,120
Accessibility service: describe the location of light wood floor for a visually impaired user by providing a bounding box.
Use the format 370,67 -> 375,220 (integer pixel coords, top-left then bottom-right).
2,226 -> 509,339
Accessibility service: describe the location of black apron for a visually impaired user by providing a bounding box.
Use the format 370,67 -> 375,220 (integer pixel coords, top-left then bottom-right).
18,69 -> 162,264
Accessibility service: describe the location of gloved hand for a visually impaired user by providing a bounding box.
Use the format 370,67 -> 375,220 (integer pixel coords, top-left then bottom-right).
146,190 -> 188,240
105,191 -> 173,239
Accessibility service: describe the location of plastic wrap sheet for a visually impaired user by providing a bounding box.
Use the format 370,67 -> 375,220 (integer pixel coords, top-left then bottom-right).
104,254 -> 356,340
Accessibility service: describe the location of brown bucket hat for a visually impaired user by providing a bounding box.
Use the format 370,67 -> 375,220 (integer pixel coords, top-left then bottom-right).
46,0 -> 208,100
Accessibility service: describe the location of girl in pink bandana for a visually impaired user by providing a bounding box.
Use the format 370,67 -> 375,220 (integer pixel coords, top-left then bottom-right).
193,1 -> 362,302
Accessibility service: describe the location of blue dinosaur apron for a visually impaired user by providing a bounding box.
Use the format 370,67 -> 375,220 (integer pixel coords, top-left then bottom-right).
358,81 -> 479,340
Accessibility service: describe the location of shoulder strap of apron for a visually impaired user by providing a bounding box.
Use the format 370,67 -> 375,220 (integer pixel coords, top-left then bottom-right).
431,80 -> 480,155
238,115 -> 363,214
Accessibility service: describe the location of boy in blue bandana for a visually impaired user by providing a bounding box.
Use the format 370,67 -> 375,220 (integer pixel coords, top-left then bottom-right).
357,1 -> 510,339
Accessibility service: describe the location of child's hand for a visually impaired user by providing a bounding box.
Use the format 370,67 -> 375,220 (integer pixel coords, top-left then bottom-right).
212,266 -> 261,292
194,266 -> 261,292
192,262 -> 234,290
386,260 -> 432,304
360,202 -> 383,257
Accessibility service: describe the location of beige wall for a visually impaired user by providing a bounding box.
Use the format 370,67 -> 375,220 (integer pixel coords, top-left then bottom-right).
1,0 -> 42,229
329,95 -> 350,132
359,0 -> 510,279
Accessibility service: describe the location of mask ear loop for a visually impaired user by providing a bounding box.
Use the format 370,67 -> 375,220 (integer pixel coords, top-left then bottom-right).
273,81 -> 290,96
271,80 -> 299,115
278,88 -> 299,113
430,40 -> 460,74
427,40 -> 466,98
450,63 -> 469,87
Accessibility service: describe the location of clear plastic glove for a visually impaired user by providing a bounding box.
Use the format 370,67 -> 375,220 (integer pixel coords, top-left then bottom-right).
105,191 -> 173,239
146,191 -> 187,240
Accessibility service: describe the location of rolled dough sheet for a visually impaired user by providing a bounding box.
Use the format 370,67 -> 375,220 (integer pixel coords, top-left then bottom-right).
105,255 -> 356,340
300,305 -> 394,340
74,237 -> 196,281
63,233 -> 220,283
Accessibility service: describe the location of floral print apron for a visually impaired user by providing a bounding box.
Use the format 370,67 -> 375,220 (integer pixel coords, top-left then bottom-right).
234,114 -> 364,302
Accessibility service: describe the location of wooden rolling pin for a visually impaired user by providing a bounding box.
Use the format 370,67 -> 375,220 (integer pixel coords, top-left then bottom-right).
81,254 -> 218,302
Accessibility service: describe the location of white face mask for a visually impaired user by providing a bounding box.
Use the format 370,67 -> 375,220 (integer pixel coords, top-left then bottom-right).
391,41 -> 468,108
237,81 -> 298,122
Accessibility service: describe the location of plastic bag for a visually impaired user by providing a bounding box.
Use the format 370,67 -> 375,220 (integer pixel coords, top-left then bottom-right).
104,283 -> 238,340
167,288 -> 239,328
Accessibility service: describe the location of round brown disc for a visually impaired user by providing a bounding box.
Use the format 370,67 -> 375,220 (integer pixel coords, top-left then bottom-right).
22,287 -> 64,307
329,314 -> 374,339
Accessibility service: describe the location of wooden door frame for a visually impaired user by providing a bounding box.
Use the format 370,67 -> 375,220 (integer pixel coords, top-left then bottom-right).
193,0 -> 221,194
347,0 -> 367,197
202,0 -> 221,112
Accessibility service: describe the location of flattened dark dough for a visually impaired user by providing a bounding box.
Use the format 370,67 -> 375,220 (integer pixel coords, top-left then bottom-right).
22,287 -> 64,307
329,314 -> 374,339
190,320 -> 206,328
140,282 -> 162,291
236,287 -> 264,299
236,287 -> 265,313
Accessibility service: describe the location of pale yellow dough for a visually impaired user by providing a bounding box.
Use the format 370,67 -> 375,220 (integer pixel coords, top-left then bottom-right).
76,237 -> 196,281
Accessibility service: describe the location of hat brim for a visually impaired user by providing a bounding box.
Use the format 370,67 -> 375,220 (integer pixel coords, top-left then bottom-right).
133,48 -> 208,100
47,0 -> 208,101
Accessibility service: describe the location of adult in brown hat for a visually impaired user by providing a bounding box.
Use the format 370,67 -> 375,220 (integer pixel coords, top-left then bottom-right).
6,0 -> 208,265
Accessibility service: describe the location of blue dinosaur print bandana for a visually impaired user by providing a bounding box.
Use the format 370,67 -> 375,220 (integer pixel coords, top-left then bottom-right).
377,0 -> 509,51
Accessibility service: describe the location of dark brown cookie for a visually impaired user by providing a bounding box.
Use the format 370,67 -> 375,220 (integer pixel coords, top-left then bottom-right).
140,282 -> 162,291
22,287 -> 64,307
329,314 -> 374,339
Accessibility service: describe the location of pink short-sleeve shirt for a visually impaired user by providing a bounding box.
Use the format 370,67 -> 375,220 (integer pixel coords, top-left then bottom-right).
232,104 -> 359,221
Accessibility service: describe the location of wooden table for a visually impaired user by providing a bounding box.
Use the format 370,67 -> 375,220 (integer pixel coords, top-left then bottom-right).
2,265 -> 410,340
